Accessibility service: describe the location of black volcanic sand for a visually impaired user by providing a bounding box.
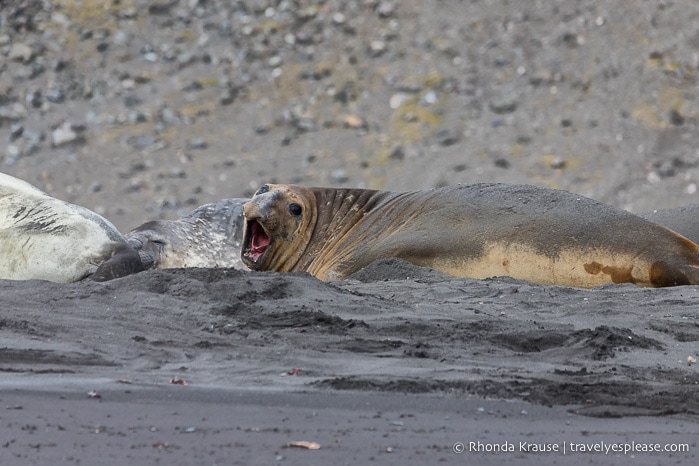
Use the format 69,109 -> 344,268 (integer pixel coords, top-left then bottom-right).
0,260 -> 697,465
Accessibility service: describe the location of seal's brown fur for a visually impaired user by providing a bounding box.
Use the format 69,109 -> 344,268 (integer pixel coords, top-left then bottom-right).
242,183 -> 699,287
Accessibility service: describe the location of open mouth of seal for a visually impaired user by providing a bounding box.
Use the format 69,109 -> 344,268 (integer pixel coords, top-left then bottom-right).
242,219 -> 270,265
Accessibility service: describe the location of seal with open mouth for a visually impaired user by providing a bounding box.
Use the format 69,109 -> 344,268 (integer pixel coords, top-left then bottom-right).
241,183 -> 699,287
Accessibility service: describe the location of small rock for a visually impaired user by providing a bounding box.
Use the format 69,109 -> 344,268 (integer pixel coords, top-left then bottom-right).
368,40 -> 387,57
182,81 -> 203,92
112,30 -> 129,45
124,95 -> 142,108
52,122 -> 85,147
26,91 -> 42,108
128,111 -> 149,123
389,146 -> 405,160
268,55 -> 282,67
489,96 -> 518,114
331,169 -> 349,183
177,51 -> 196,68
0,103 -> 28,122
127,135 -> 159,150
148,2 -> 175,15
5,144 -> 22,162
160,107 -> 180,125
9,124 -> 24,141
188,138 -> 208,150
436,127 -> 460,146
9,42 -> 33,63
377,2 -> 395,18
294,118 -> 317,133
389,93 -> 411,109
494,158 -> 510,169
219,87 -> 239,105
669,109 -> 685,126
332,13 -> 346,25
421,90 -> 438,105
46,88 -> 65,104
550,157 -> 566,169
219,20 -> 232,36
342,115 -> 365,129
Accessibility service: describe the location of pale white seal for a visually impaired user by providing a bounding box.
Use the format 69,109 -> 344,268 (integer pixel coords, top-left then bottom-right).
0,173 -> 143,282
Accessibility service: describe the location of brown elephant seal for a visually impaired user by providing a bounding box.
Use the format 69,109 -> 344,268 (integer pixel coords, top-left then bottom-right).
641,204 -> 699,245
0,172 -> 144,282
241,183 -> 699,287
125,198 -> 247,270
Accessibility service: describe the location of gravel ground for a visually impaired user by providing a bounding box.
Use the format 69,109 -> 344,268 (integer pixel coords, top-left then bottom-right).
2,1 -> 699,232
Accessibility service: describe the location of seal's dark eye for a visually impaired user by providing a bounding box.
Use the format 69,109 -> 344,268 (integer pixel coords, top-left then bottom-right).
288,203 -> 302,216
257,185 -> 269,195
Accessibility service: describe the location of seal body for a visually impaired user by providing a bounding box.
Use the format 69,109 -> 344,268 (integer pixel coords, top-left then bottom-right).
0,173 -> 144,282
241,183 -> 699,287
126,198 -> 247,270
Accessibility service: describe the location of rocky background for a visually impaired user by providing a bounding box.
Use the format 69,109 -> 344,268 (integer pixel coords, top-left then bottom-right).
2,0 -> 699,232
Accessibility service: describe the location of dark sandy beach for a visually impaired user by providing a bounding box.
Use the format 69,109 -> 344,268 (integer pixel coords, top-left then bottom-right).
1,1 -> 699,464
0,263 -> 698,464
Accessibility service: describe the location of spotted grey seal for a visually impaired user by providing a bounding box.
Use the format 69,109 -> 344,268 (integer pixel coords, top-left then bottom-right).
241,183 -> 699,287
125,198 -> 247,270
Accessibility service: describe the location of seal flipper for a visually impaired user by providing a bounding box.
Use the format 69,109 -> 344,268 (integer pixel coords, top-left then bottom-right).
92,243 -> 147,281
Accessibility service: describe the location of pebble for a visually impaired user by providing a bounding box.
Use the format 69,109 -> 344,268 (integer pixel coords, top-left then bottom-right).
389,93 -> 411,109
127,135 -> 159,150
5,144 -> 21,162
188,138 -> 208,150
0,103 -> 28,122
219,87 -> 239,105
421,90 -> 438,105
9,42 -> 33,62
9,124 -> 24,141
389,145 -> 405,160
332,13 -> 346,25
52,122 -> 85,147
342,115 -> 365,129
368,40 -> 387,57
331,169 -> 349,183
377,2 -> 396,18
46,88 -> 65,104
436,126 -> 460,146
160,107 -> 180,125
489,96 -> 518,114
